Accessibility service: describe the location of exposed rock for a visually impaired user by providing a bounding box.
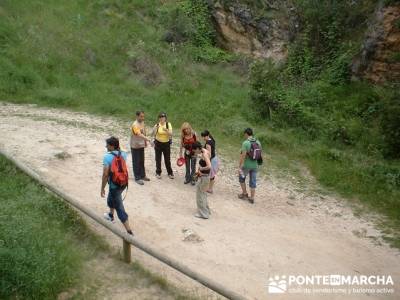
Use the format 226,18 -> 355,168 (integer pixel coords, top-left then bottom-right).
54,151 -> 71,160
182,228 -> 203,243
209,1 -> 293,61
352,3 -> 400,83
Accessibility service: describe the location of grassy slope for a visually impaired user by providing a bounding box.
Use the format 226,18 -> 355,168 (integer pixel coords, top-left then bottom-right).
0,154 -> 101,299
0,0 -> 399,246
0,155 -> 200,299
0,0 -> 251,127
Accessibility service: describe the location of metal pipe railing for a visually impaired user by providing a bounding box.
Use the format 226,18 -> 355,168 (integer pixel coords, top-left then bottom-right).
0,149 -> 248,300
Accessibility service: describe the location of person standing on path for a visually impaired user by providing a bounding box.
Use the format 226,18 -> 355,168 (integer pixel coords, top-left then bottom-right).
238,128 -> 262,204
101,136 -> 133,235
180,122 -> 197,185
152,112 -> 174,179
130,110 -> 152,185
201,130 -> 219,194
192,142 -> 211,219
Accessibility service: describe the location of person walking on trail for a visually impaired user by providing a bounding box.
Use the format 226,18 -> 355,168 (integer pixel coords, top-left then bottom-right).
180,122 -> 197,185
192,142 -> 211,219
238,128 -> 262,204
201,130 -> 220,194
101,136 -> 133,235
152,112 -> 174,179
130,110 -> 152,185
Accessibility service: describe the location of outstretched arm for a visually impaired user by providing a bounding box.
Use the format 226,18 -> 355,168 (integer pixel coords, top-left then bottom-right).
132,125 -> 150,142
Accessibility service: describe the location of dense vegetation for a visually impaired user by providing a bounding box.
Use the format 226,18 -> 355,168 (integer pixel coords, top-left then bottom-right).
249,0 -> 400,245
0,0 -> 399,245
0,155 -> 98,299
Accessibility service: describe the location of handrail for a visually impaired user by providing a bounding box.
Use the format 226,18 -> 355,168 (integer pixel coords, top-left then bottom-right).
0,149 -> 248,300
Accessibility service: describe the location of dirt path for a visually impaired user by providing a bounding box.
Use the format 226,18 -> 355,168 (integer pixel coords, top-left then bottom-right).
0,103 -> 399,300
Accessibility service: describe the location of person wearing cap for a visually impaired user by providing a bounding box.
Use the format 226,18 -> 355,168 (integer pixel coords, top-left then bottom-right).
152,112 -> 174,179
130,110 -> 152,185
180,122 -> 197,185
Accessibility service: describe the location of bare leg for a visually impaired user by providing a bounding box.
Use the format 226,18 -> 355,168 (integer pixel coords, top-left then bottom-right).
208,178 -> 215,192
240,182 -> 247,195
123,220 -> 132,232
250,188 -> 255,199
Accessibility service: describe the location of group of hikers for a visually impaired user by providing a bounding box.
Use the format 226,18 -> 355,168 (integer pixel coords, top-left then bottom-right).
100,110 -> 262,235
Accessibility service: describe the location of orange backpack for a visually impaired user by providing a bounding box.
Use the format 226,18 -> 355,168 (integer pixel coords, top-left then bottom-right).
110,152 -> 129,187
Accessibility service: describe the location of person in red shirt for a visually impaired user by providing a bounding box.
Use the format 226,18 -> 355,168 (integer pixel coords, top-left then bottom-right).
179,122 -> 197,185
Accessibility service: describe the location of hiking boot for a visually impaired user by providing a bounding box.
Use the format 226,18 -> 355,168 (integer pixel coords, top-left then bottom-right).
248,198 -> 255,204
168,174 -> 175,179
184,179 -> 191,184
142,177 -> 150,182
191,179 -> 196,186
194,213 -> 209,219
156,174 -> 161,179
238,193 -> 248,200
135,179 -> 144,185
103,212 -> 114,222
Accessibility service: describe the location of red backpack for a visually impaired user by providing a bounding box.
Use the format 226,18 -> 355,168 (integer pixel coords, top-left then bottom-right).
110,152 -> 129,187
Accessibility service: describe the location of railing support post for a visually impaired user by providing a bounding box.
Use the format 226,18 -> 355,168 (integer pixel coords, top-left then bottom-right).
123,239 -> 131,263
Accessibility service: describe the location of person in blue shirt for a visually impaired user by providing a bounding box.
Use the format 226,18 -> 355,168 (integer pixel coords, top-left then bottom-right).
101,136 -> 133,235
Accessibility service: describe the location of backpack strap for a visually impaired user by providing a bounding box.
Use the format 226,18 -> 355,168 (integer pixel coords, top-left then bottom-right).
110,151 -> 121,158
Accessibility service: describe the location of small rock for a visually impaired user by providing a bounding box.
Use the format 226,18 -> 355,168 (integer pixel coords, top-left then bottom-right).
54,151 -> 71,160
182,228 -> 203,243
286,201 -> 295,206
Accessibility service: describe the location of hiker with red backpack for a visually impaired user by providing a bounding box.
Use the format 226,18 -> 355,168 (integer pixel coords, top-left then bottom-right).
101,136 -> 133,235
238,128 -> 263,204
179,122 -> 197,185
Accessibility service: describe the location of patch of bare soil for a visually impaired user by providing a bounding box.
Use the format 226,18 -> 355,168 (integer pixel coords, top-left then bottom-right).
0,103 -> 399,300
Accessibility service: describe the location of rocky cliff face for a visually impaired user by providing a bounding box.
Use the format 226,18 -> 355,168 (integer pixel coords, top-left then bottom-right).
209,1 -> 296,61
209,0 -> 399,83
352,3 -> 400,83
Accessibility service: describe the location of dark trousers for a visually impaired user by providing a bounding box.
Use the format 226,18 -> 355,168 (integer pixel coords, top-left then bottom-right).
131,147 -> 146,181
185,155 -> 197,181
107,187 -> 128,223
155,141 -> 173,176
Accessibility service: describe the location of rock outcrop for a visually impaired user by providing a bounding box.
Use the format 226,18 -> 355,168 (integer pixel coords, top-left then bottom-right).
208,1 -> 295,61
352,3 -> 400,83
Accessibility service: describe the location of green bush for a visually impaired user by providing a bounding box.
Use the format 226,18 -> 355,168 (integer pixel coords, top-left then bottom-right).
380,87 -> 400,158
160,0 -> 231,64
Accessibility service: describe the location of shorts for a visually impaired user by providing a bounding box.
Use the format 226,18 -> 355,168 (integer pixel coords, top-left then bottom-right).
210,156 -> 220,179
239,168 -> 257,188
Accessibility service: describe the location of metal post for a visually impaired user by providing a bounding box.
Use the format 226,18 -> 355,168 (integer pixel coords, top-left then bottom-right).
123,239 -> 131,263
